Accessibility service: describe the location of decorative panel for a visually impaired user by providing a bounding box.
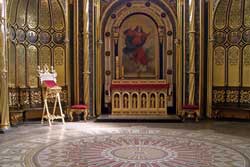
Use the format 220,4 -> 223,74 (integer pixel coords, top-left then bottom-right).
214,0 -> 230,30
54,47 -> 65,85
213,46 -> 225,86
244,0 -> 250,27
8,42 -> 15,87
228,46 -> 240,86
16,0 -> 29,27
51,0 -> 65,31
39,46 -> 51,66
16,44 -> 26,88
27,46 -> 38,87
27,0 -> 38,29
229,0 -> 242,29
243,45 -> 250,86
9,0 -> 18,25
39,0 -> 51,30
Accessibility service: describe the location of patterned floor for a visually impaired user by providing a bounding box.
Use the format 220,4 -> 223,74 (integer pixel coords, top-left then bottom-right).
0,121 -> 250,167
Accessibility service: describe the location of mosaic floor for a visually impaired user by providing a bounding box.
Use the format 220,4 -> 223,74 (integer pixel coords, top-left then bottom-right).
0,121 -> 250,167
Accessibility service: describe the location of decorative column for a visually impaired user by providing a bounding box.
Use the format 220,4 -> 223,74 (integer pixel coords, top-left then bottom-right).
74,0 -> 80,104
66,0 -> 71,105
0,0 -> 9,130
83,0 -> 90,106
96,0 -> 102,116
188,0 -> 196,105
176,0 -> 184,115
207,0 -> 214,117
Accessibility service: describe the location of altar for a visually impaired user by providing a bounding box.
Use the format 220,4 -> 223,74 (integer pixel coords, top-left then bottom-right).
111,80 -> 169,115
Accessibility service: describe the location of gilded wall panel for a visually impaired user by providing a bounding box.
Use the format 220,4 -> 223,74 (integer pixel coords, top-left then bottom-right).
228,46 -> 240,86
27,46 -> 38,87
16,0 -> 29,27
229,0 -> 242,29
39,0 -> 51,30
16,44 -> 26,88
54,47 -> 65,85
244,0 -> 250,27
27,0 -> 38,29
213,46 -> 225,86
51,0 -> 65,31
243,45 -> 250,86
39,46 -> 51,66
214,0 -> 230,30
8,42 -> 16,87
9,0 -> 18,25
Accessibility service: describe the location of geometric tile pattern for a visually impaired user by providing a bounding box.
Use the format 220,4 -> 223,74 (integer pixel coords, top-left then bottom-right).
0,123 -> 250,167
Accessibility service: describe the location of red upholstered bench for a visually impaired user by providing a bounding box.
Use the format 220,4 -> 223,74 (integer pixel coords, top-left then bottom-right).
67,105 -> 89,121
182,105 -> 199,122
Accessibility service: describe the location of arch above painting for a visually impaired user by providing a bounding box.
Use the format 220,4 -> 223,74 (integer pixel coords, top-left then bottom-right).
99,0 -> 177,110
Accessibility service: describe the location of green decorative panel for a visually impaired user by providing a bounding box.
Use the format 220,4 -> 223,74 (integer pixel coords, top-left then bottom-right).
39,0 -> 51,30
39,46 -> 51,66
51,0 -> 65,31
16,0 -> 29,27
244,0 -> 250,27
16,44 -> 26,88
243,45 -> 250,87
27,0 -> 39,29
8,42 -> 16,87
27,45 -> 38,87
229,0 -> 242,29
214,0 -> 230,30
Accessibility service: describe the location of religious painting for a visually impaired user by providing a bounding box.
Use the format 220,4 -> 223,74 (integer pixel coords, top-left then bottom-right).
119,14 -> 159,79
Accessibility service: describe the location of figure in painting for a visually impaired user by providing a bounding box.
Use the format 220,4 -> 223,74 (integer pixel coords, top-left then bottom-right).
123,26 -> 150,72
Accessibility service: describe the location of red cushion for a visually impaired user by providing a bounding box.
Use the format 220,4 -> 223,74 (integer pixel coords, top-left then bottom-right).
71,104 -> 88,109
183,105 -> 199,110
43,80 -> 57,88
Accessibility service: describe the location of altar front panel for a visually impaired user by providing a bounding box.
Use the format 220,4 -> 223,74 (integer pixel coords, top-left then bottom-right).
111,80 -> 169,115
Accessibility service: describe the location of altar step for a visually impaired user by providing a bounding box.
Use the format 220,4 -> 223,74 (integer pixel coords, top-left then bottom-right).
96,114 -> 181,122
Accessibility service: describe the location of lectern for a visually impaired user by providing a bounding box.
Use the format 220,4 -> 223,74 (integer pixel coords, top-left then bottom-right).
37,65 -> 65,126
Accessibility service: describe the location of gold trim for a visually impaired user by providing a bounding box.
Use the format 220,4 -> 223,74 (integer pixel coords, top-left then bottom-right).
199,0 -> 205,117
74,0 -> 79,104
0,0 -> 10,128
96,0 -> 102,116
176,0 -> 184,115
65,0 -> 71,105
207,0 -> 214,118
83,0 -> 90,106
188,0 -> 196,105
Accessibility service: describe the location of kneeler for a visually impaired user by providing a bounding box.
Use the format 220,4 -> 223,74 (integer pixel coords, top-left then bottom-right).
68,104 -> 89,121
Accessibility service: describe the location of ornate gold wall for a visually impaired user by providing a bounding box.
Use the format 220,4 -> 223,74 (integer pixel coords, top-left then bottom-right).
7,0 -> 67,88
211,0 -> 250,118
7,0 -> 69,112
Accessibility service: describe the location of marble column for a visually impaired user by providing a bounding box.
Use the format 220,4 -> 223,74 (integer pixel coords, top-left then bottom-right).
188,0 -> 196,105
0,0 -> 9,130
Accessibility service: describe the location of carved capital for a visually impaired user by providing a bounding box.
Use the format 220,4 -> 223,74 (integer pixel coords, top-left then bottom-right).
0,69 -> 7,79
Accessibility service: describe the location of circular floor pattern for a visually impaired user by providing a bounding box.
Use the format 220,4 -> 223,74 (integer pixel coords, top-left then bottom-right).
34,134 -> 249,167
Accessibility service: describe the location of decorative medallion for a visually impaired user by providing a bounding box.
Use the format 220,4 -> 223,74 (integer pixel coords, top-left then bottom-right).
145,2 -> 151,7
105,32 -> 111,37
105,51 -> 111,56
111,14 -> 116,19
167,69 -> 172,75
9,27 -> 16,41
39,31 -> 51,44
26,30 -> 38,44
228,31 -> 242,44
16,29 -> 26,43
167,50 -> 173,55
243,30 -> 250,43
167,31 -> 173,36
127,2 -> 132,7
53,32 -> 65,44
214,31 -> 226,44
106,70 -> 111,76
161,13 -> 166,18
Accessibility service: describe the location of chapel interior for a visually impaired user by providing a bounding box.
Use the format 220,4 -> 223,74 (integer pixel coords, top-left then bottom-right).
0,0 -> 250,166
